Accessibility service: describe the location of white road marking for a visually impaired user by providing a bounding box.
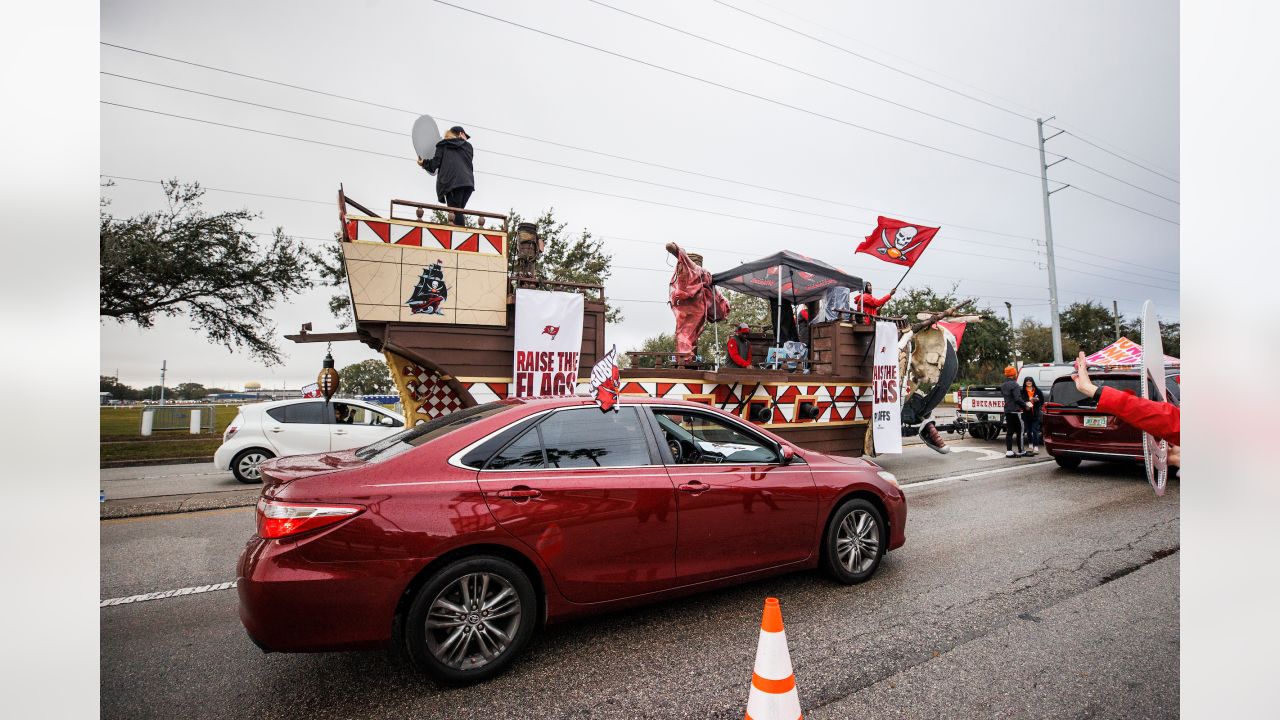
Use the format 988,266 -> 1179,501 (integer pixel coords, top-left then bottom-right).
100,581 -> 237,607
948,447 -> 1008,462
104,471 -> 228,481
901,460 -> 1053,490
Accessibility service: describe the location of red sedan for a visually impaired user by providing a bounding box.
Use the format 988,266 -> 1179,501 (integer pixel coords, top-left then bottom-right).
237,396 -> 906,683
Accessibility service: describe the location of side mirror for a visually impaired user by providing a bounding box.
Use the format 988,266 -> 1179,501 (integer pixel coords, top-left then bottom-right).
779,444 -> 795,465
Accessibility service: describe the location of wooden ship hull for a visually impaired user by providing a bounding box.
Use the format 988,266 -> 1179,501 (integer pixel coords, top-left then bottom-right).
319,191 -> 878,456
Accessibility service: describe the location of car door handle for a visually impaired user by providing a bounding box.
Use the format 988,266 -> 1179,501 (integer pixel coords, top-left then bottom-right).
678,481 -> 711,494
496,487 -> 542,500
269,427 -> 284,433
333,429 -> 348,435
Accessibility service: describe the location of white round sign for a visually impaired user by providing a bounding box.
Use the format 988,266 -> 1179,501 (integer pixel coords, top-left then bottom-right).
412,114 -> 442,175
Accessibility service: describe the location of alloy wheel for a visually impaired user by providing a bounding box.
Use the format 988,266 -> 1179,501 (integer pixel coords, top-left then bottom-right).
425,572 -> 523,671
835,509 -> 880,574
237,452 -> 267,481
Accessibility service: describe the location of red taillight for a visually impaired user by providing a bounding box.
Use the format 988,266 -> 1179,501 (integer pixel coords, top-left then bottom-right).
256,498 -> 363,539
224,424 -> 239,442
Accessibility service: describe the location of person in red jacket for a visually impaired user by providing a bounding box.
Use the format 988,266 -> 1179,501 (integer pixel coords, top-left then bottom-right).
1072,351 -> 1180,465
856,282 -> 894,324
727,323 -> 753,368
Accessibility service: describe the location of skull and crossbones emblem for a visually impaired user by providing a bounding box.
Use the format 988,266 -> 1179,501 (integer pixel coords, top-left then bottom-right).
878,226 -> 923,260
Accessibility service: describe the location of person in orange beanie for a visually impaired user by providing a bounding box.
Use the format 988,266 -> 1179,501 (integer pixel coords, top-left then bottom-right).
999,365 -> 1030,457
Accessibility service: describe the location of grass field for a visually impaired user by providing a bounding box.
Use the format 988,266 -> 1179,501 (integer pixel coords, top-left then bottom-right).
100,405 -> 240,465
100,405 -> 241,439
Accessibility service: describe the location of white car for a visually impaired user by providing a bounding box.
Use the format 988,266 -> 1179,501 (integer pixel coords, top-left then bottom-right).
214,398 -> 406,483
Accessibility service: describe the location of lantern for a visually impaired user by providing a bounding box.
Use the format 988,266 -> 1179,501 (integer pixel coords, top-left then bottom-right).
317,348 -> 341,402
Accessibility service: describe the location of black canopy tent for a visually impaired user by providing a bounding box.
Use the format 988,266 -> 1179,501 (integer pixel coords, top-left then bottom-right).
712,251 -> 865,350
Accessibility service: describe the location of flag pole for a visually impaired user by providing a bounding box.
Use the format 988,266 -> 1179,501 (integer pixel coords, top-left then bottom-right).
888,261 -> 916,296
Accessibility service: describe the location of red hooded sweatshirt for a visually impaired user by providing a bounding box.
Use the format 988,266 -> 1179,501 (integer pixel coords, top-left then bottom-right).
1096,387 -> 1180,445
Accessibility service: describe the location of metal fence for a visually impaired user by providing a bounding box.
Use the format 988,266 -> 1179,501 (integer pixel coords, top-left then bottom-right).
145,404 -> 216,434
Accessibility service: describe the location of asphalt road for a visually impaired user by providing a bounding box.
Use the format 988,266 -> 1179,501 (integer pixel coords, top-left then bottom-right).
101,453 -> 1178,719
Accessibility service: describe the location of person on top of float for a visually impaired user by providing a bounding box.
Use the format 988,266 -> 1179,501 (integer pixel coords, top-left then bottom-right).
857,281 -> 895,325
797,307 -> 812,346
418,125 -> 474,226
727,323 -> 753,368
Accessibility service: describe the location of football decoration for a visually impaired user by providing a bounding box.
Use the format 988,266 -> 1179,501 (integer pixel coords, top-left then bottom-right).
317,349 -> 341,402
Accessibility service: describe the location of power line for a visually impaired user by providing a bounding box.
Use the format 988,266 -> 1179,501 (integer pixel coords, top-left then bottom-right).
1060,184 -> 1179,226
740,0 -> 1049,119
102,42 -> 1137,246
1052,125 -> 1180,183
585,0 -> 1055,156
709,0 -> 1037,121
1066,157 -> 1179,205
421,0 -> 1054,183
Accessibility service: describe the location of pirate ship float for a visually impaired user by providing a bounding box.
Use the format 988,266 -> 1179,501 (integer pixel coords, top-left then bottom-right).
296,189 -> 912,456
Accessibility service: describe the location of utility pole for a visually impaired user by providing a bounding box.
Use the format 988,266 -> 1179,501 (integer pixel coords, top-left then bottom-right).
1113,300 -> 1121,341
1037,117 -> 1068,364
159,360 -> 167,406
1004,301 -> 1019,367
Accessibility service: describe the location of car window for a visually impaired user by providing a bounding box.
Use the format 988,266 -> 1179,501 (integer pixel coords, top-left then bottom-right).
266,402 -> 330,424
537,407 -> 653,469
346,405 -> 403,428
653,409 -> 779,464
487,427 -> 547,470
1049,377 -> 1167,408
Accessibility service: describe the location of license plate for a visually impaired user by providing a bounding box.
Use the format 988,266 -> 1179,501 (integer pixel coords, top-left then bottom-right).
1083,416 -> 1109,428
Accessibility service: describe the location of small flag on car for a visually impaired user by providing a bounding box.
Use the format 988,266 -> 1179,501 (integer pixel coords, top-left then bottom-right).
589,345 -> 621,412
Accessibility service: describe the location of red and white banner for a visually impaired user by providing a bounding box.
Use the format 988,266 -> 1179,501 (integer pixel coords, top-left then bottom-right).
589,345 -> 621,412
855,216 -> 940,267
300,383 -> 321,399
871,321 -> 902,454
513,289 -> 584,398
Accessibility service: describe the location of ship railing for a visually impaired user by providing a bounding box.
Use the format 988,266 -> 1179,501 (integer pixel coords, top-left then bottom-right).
389,198 -> 509,232
511,275 -> 605,303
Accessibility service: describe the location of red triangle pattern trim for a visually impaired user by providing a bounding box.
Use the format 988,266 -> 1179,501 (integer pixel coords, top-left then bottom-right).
395,227 -> 423,246
621,382 -> 648,395
455,233 -> 480,253
367,221 -> 390,242
487,383 -> 509,399
656,383 -> 675,397
429,228 -> 452,249
482,233 -> 504,254
857,401 -> 872,420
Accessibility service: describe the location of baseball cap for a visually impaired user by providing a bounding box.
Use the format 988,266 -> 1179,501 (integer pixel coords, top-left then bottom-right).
737,323 -> 750,333
449,125 -> 470,138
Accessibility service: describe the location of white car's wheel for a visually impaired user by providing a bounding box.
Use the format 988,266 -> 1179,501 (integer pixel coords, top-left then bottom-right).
231,448 -> 274,484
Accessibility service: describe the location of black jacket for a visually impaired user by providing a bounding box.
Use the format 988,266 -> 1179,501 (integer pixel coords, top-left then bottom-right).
1019,383 -> 1045,417
424,138 -> 475,197
999,379 -> 1029,414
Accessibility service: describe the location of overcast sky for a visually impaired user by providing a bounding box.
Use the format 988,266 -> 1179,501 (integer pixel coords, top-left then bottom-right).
100,0 -> 1178,389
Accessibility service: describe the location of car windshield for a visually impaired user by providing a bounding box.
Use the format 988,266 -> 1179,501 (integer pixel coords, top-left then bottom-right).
354,402 -> 517,463
1049,377 -> 1142,408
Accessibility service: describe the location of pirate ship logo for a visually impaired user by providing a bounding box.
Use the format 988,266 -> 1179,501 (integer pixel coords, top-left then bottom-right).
407,259 -> 448,315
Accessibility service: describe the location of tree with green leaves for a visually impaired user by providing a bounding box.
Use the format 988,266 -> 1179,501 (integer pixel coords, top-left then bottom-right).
1016,317 -> 1080,364
628,290 -> 769,367
1059,301 -> 1119,356
173,382 -> 209,400
100,180 -> 320,365
100,375 -> 140,401
339,359 -> 394,395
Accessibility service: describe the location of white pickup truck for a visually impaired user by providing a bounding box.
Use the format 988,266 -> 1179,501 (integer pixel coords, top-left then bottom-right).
955,363 -> 1074,440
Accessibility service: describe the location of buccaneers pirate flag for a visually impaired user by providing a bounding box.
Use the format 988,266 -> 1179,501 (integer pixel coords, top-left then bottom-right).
856,217 -> 940,267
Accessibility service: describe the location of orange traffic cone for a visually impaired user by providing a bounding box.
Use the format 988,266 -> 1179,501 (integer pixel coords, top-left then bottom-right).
744,597 -> 802,720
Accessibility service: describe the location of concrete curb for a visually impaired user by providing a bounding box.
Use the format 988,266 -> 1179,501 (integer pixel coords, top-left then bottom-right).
100,489 -> 259,519
100,456 -> 214,469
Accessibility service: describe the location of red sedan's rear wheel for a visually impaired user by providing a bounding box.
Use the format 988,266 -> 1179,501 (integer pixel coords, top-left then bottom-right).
404,556 -> 537,684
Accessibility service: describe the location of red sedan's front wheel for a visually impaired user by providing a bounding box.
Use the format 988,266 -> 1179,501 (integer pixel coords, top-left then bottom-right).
822,498 -> 886,584
404,556 -> 537,684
